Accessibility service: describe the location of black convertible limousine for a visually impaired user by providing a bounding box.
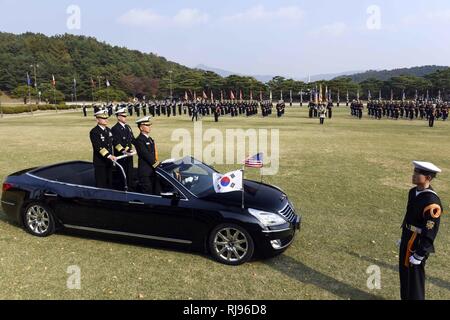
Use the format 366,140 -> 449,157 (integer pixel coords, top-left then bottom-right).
1,157 -> 301,265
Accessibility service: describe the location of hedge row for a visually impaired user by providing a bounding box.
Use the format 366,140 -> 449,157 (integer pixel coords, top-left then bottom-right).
0,104 -> 81,114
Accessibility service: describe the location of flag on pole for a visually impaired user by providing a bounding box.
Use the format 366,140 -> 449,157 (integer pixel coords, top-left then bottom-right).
244,153 -> 264,168
260,90 -> 263,102
230,90 -> 235,100
185,91 -> 189,101
319,85 -> 323,103
51,75 -> 56,87
379,90 -> 382,101
239,89 -> 243,102
213,170 -> 243,193
211,90 -> 214,101
368,90 -> 372,101
357,90 -> 360,101
220,90 -> 224,102
390,89 -> 394,101
269,90 -> 273,102
402,90 -> 406,102
280,90 -> 283,101
315,86 -> 319,105
325,86 -> 328,102
202,91 -> 207,99
194,91 -> 197,100
250,90 -> 253,101
26,73 -> 31,86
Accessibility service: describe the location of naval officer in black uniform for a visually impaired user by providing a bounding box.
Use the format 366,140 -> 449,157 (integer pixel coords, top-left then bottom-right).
133,116 -> 161,195
111,107 -> 135,190
399,161 -> 443,300
89,109 -> 116,189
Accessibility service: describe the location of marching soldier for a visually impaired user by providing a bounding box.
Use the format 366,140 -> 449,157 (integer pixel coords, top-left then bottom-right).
429,105 -> 436,127
399,161 -> 443,300
319,104 -> 326,125
327,101 -> 333,119
134,116 -> 161,195
214,104 -> 220,122
89,109 -> 116,189
111,107 -> 135,190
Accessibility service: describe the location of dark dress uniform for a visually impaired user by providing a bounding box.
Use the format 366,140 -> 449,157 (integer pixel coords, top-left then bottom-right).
111,122 -> 135,190
429,108 -> 436,127
134,133 -> 160,195
89,125 -> 114,189
399,186 -> 442,300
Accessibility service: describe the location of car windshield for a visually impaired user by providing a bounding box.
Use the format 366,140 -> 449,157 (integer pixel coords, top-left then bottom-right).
160,157 -> 217,197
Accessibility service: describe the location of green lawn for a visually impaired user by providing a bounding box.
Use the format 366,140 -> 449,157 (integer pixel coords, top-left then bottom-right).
0,106 -> 449,300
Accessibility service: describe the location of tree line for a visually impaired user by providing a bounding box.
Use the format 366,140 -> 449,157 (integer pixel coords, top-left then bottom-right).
1,32 -> 449,103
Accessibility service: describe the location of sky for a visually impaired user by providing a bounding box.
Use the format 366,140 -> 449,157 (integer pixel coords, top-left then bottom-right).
1,0 -> 450,78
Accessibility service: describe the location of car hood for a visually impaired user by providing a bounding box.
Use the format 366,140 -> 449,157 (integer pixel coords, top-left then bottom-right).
201,179 -> 288,212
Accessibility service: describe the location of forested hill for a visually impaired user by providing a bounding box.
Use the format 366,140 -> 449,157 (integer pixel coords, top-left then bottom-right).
0,32 -> 194,99
336,65 -> 449,83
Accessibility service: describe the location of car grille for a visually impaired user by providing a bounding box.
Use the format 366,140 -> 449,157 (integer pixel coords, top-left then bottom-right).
278,202 -> 297,223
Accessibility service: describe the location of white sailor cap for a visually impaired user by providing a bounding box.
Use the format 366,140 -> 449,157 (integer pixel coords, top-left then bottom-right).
94,109 -> 109,119
413,161 -> 442,174
115,107 -> 128,116
136,116 -> 152,126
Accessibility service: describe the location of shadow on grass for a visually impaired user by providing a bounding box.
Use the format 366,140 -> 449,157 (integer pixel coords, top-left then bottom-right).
265,254 -> 384,300
0,207 -> 213,263
348,251 -> 450,292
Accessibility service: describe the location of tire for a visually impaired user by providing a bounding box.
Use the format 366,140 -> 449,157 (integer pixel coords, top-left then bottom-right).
22,203 -> 55,237
208,223 -> 254,266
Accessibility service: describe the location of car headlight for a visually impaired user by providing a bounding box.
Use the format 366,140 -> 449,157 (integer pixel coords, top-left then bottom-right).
248,208 -> 287,227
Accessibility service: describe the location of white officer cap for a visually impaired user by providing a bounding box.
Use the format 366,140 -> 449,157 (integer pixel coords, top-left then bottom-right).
115,107 -> 127,116
94,109 -> 109,119
136,116 -> 152,127
413,161 -> 442,174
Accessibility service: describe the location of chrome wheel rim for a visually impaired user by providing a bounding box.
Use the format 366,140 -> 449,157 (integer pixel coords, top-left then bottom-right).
214,227 -> 248,262
26,205 -> 50,235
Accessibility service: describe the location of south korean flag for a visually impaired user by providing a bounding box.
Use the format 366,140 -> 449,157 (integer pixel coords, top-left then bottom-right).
213,170 -> 243,194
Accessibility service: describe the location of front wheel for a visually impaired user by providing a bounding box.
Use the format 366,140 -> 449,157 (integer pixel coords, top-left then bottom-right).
209,224 -> 254,266
22,203 -> 55,237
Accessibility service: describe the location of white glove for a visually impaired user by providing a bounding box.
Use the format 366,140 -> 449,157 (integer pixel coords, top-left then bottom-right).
183,177 -> 194,184
409,255 -> 423,265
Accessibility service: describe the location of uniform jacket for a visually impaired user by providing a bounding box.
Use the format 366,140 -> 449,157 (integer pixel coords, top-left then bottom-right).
89,125 -> 113,167
133,133 -> 160,177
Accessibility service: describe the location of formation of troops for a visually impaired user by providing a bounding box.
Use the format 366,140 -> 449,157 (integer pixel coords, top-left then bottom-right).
83,99 -> 288,123
351,100 -> 449,127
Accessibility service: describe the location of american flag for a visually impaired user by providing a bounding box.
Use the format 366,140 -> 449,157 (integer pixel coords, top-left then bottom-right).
244,153 -> 263,168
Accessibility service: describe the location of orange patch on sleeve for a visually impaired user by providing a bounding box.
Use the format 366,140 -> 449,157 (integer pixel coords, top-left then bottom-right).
423,204 -> 442,219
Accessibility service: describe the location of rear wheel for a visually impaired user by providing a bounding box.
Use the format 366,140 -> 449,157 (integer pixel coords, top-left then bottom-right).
22,203 -> 55,237
209,224 -> 254,266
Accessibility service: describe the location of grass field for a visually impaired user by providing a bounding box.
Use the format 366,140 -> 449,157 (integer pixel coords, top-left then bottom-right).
0,106 -> 449,300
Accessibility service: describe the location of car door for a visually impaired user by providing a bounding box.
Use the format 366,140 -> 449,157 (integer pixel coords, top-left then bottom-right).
46,181 -> 129,231
118,174 -> 196,244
